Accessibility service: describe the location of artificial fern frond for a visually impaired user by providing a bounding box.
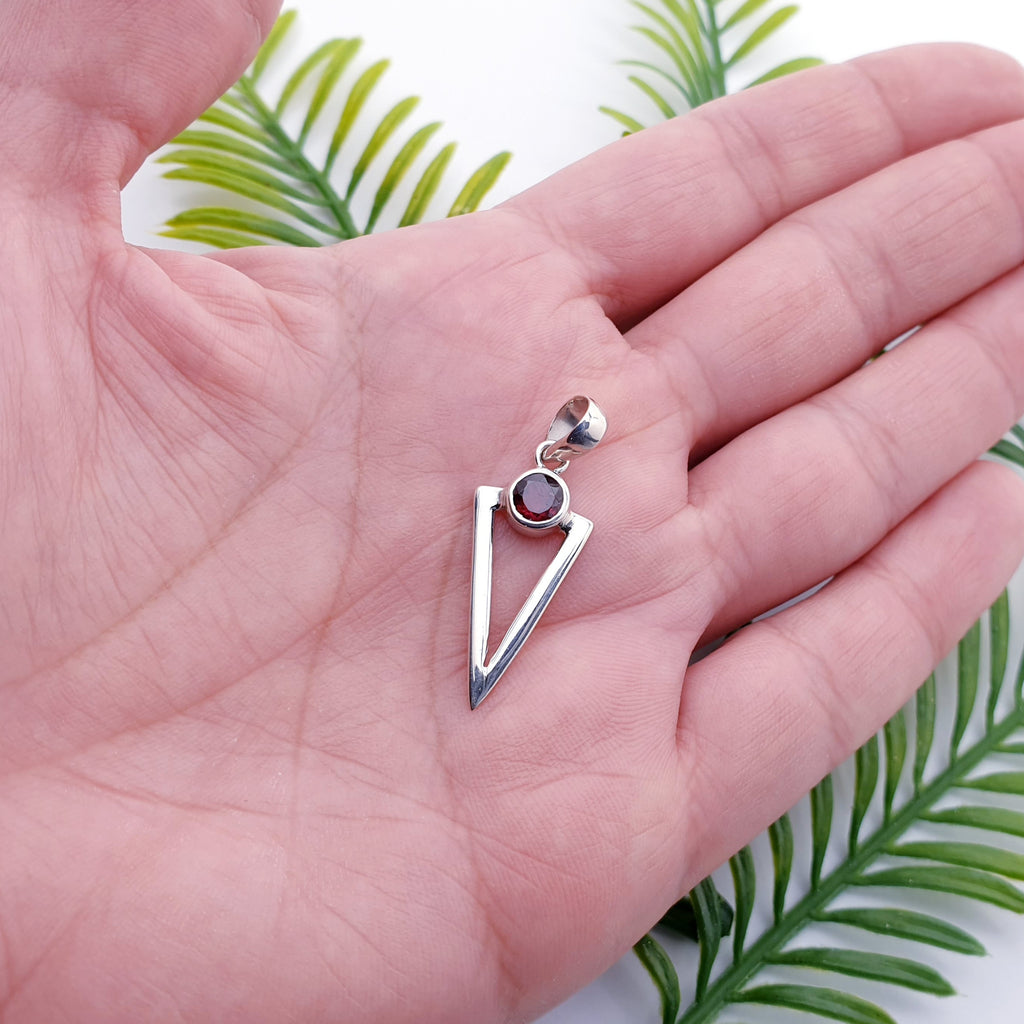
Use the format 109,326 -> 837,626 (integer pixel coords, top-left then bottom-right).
159,11 -> 511,248
602,0 -> 822,131
636,580 -> 1024,1023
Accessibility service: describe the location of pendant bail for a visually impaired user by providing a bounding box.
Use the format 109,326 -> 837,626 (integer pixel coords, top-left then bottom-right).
537,396 -> 607,473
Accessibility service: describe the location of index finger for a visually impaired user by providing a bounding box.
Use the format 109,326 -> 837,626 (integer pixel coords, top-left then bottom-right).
507,44 -> 1024,324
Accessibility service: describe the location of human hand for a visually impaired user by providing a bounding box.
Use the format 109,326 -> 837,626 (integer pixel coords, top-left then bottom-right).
4,2 -> 1024,1021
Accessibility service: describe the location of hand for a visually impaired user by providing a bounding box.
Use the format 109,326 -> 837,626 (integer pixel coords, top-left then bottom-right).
3,3 -> 1024,1021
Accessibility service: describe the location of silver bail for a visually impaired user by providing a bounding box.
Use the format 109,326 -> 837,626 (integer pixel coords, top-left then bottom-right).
538,396 -> 607,472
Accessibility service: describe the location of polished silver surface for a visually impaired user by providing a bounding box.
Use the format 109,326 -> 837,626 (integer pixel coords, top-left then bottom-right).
538,396 -> 607,472
469,486 -> 593,710
468,396 -> 606,709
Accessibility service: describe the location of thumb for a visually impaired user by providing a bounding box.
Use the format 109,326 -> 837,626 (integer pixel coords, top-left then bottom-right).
0,0 -> 281,193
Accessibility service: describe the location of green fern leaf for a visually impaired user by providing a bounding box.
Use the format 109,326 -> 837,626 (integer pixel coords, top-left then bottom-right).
882,709 -> 907,820
726,5 -> 798,66
325,58 -> 390,174
913,674 -> 937,789
728,846 -> 755,960
744,56 -> 824,87
298,37 -> 363,145
721,0 -> 775,31
735,984 -> 895,1024
447,152 -> 514,218
768,947 -> 953,996
923,805 -> 1024,839
163,207 -> 322,247
809,777 -> 832,887
160,11 -> 509,248
399,142 -> 456,227
345,96 -> 420,200
365,121 -> 442,232
634,934 -> 682,1024
815,907 -> 985,956
251,8 -> 298,82
849,735 -> 879,852
610,0 -> 821,129
768,813 -> 794,924
692,877 -> 725,1000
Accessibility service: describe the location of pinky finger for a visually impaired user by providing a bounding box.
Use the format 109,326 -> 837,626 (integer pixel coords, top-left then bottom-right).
675,460 -> 1024,880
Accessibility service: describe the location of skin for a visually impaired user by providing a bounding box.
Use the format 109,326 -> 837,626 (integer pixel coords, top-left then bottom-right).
2,1 -> 1024,1021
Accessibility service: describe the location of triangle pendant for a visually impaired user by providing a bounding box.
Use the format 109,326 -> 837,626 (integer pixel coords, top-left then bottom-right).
468,485 -> 594,709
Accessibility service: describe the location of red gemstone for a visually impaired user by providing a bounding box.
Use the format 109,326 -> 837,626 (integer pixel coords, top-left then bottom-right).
512,473 -> 565,523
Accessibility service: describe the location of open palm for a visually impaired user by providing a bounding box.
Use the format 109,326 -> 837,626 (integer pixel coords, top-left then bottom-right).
5,3 -> 1024,1022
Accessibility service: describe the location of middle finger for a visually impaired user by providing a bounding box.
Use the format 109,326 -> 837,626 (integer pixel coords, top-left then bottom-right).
628,120 -> 1024,458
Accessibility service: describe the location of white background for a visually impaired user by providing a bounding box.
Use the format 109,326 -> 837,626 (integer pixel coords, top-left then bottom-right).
122,2 -> 1024,1022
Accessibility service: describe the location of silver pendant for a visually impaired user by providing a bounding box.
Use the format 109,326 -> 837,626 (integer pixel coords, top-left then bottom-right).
469,396 -> 607,709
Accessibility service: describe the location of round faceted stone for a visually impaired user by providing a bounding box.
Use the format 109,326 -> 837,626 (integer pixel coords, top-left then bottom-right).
511,471 -> 565,524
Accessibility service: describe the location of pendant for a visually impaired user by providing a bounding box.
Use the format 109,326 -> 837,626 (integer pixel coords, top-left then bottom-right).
468,396 -> 608,709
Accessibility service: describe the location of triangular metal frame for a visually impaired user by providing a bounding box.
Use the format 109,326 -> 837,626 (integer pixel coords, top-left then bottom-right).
469,486 -> 593,709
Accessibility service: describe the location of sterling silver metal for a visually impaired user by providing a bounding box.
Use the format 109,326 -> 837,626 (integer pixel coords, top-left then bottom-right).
468,397 -> 607,709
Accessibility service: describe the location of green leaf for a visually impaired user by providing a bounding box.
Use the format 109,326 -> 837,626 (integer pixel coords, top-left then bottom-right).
952,620 -> 981,757
769,947 -> 954,996
991,438 -> 1024,469
883,709 -> 907,819
157,149 -> 324,203
399,143 -> 456,226
891,840 -> 1024,880
736,984 -> 895,1024
817,907 -> 985,956
768,813 -> 793,924
628,74 -> 678,118
692,877 -> 724,1001
857,865 -> 1024,912
634,934 -> 681,1024
166,130 -> 300,177
721,0 -> 774,32
161,167 -> 336,234
726,5 -> 798,67
251,8 -> 298,82
989,590 -> 1011,727
924,804 -> 1024,839
729,845 -> 755,961
659,891 -> 734,942
298,37 -> 363,145
632,24 -> 705,102
196,106 -> 271,145
913,674 -> 936,790
598,106 -> 647,134
325,58 -> 391,173
447,151 -> 512,217
365,121 -> 443,232
745,56 -> 825,88
809,776 -> 833,887
960,771 -> 1024,795
620,58 -> 696,107
346,95 -> 420,200
850,735 -> 879,851
275,38 -> 337,116
160,226 -> 267,249
165,207 -> 322,246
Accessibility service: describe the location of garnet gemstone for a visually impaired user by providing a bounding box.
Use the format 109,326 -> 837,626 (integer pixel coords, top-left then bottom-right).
511,472 -> 565,523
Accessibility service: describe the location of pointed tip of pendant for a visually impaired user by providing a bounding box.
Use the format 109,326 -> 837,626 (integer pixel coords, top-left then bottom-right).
469,674 -> 492,710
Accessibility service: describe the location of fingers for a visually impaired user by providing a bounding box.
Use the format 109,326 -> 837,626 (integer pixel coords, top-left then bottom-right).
0,0 -> 280,190
691,261 -> 1024,641
632,118 -> 1024,458
506,45 -> 1024,325
692,251 -> 1024,638
676,461 -> 1024,880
